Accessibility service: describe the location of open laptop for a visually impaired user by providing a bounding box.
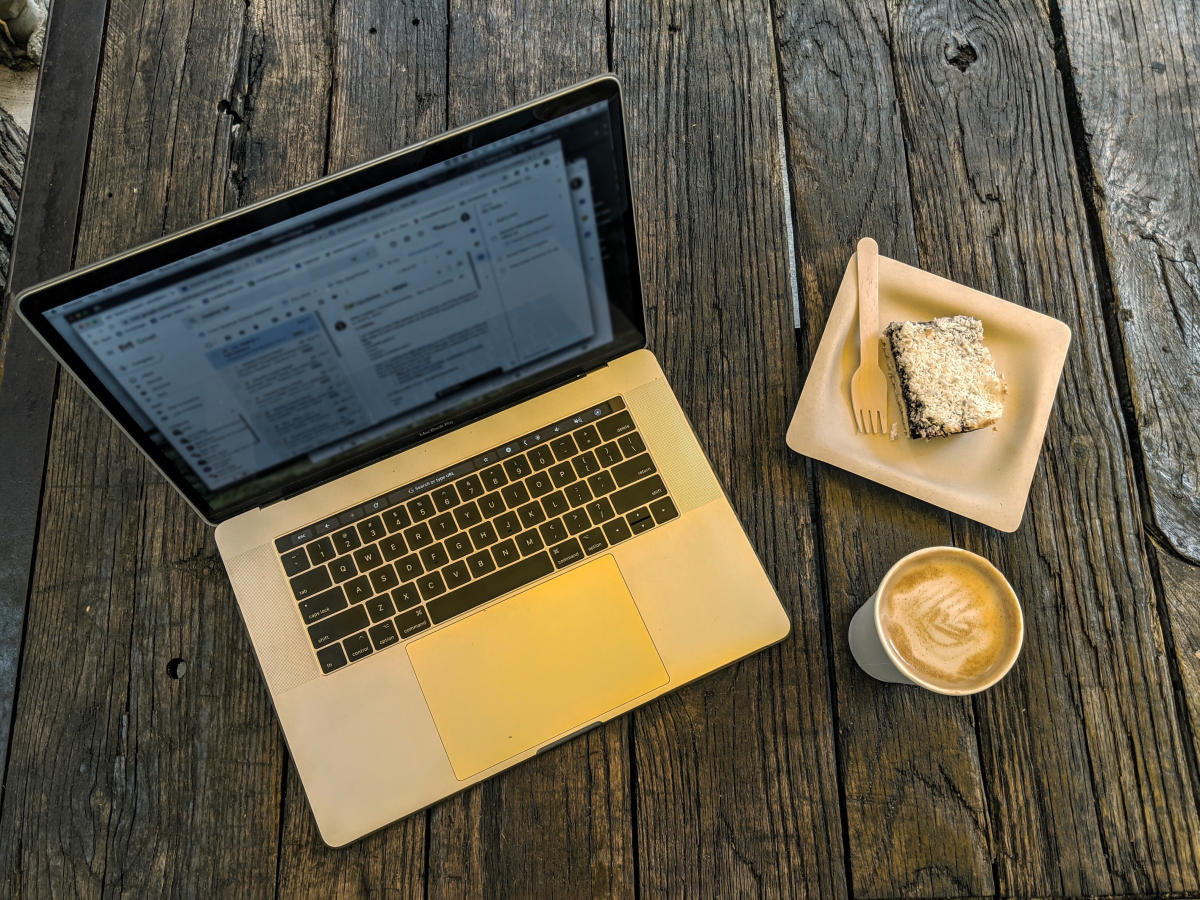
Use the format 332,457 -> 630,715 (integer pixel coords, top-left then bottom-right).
17,75 -> 789,846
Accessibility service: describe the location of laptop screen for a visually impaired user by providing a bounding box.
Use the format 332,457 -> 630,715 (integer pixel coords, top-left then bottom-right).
22,78 -> 644,522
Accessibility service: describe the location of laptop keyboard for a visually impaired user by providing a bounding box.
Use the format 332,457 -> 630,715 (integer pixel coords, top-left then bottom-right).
273,396 -> 679,675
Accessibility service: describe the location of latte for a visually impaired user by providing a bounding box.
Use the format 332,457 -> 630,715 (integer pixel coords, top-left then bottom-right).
877,549 -> 1021,693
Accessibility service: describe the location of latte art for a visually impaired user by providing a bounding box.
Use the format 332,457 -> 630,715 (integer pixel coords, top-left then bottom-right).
878,553 -> 1020,692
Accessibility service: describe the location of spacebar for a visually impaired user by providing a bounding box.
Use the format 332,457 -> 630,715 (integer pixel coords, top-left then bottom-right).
426,552 -> 555,624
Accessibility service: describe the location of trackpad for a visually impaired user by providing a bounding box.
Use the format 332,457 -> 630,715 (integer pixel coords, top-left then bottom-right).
407,556 -> 668,780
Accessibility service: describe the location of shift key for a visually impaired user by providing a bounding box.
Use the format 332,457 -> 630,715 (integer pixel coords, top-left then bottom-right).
307,603 -> 369,649
611,475 -> 669,515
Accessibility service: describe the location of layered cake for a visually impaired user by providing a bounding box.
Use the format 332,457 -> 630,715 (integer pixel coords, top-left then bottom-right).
882,315 -> 1006,439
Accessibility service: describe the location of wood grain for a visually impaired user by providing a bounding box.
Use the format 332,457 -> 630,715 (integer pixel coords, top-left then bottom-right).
0,0 -> 335,892
1055,0 -> 1200,566
774,1 -> 996,894
1156,548 -> 1200,767
611,1 -> 846,896
885,0 -> 1200,894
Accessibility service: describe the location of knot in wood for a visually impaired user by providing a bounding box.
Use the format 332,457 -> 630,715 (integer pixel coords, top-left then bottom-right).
944,37 -> 978,72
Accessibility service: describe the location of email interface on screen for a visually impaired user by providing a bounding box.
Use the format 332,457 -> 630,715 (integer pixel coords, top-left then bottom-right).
45,100 -> 640,514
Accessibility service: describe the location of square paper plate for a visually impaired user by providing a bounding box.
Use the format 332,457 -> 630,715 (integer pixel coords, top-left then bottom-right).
786,252 -> 1071,531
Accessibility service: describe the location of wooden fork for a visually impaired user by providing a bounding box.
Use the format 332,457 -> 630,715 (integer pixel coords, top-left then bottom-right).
849,237 -> 888,435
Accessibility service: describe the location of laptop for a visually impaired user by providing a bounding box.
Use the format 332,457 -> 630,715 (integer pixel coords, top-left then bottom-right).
17,75 -> 789,846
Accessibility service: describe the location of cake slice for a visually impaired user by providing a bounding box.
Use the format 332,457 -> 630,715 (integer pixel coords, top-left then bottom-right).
882,315 -> 1005,439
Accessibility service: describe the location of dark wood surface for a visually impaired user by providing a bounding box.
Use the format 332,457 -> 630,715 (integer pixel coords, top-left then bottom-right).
1,0 -> 1198,896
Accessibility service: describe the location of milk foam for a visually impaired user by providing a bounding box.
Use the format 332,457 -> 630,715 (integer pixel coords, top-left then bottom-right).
878,554 -> 1019,691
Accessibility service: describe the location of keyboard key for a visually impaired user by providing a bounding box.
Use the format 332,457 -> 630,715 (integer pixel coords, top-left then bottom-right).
446,533 -> 473,560
602,517 -> 633,546
528,445 -> 555,470
548,462 -> 577,488
369,620 -> 400,650
276,527 -> 314,552
308,603 -> 369,649
627,507 -> 655,534
563,509 -> 590,535
417,571 -> 447,601
495,511 -> 521,537
542,490 -> 570,517
315,516 -> 341,536
369,564 -> 399,594
344,631 -> 373,662
477,492 -> 506,518
383,505 -> 411,532
430,511 -> 457,540
363,495 -> 392,515
611,475 -> 669,515
501,481 -> 529,508
444,561 -> 471,588
598,411 -> 634,440
613,453 -> 657,487
618,432 -> 646,456
585,497 -> 616,524
392,583 -> 421,611
574,424 -> 601,450
341,505 -> 368,526
352,545 -> 382,572
503,454 -> 531,480
587,470 -> 617,497
408,495 -> 436,521
453,501 -> 483,529
492,538 -> 519,566
366,592 -> 396,623
595,441 -> 622,468
380,534 -> 407,561
650,497 -> 679,524
394,553 -> 423,581
550,539 -> 584,568
316,643 -> 348,674
457,474 -> 484,500
550,435 -> 577,461
395,606 -> 431,638
467,549 -> 497,577
580,528 -> 608,555
480,464 -> 507,490
516,529 -> 545,555
403,522 -> 434,550
539,517 -> 569,546
420,543 -> 449,571
328,555 -> 358,583
299,585 -> 348,624
290,566 -> 332,600
526,471 -> 554,497
564,481 -> 592,507
518,500 -> 547,528
357,516 -> 385,543
426,552 -> 554,624
345,575 -> 374,604
433,486 -> 460,511
469,521 -> 498,548
331,527 -> 361,554
572,451 -> 600,478
307,536 -> 335,565
281,548 -> 309,576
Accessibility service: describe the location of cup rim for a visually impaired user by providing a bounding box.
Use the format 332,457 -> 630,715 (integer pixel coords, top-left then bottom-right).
872,545 -> 1024,696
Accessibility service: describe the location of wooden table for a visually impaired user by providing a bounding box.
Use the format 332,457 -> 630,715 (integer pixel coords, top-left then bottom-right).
1,0 -> 1198,896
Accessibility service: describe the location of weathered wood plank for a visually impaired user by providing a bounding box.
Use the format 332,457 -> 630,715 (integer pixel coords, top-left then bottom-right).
274,3 -> 442,889
0,0 -> 336,893
774,2 -> 996,895
884,0 -> 1200,894
1054,0 -> 1200,565
0,0 -> 109,790
1155,548 -> 1200,769
421,3 -> 639,897
611,2 -> 846,896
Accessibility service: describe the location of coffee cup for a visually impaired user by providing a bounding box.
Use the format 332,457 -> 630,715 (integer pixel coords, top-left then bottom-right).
847,546 -> 1023,695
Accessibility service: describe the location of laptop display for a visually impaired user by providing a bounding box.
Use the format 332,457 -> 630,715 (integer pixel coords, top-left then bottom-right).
22,83 -> 644,521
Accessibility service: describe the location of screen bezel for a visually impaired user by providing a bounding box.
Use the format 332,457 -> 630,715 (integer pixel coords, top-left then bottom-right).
17,75 -> 645,525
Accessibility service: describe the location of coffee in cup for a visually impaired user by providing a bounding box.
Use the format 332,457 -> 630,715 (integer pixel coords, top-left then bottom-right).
848,546 -> 1023,694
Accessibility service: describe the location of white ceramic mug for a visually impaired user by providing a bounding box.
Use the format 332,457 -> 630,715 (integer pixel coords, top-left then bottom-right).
847,546 -> 1023,695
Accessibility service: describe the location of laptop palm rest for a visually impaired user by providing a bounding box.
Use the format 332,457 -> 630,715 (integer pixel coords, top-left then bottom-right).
406,556 -> 668,780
